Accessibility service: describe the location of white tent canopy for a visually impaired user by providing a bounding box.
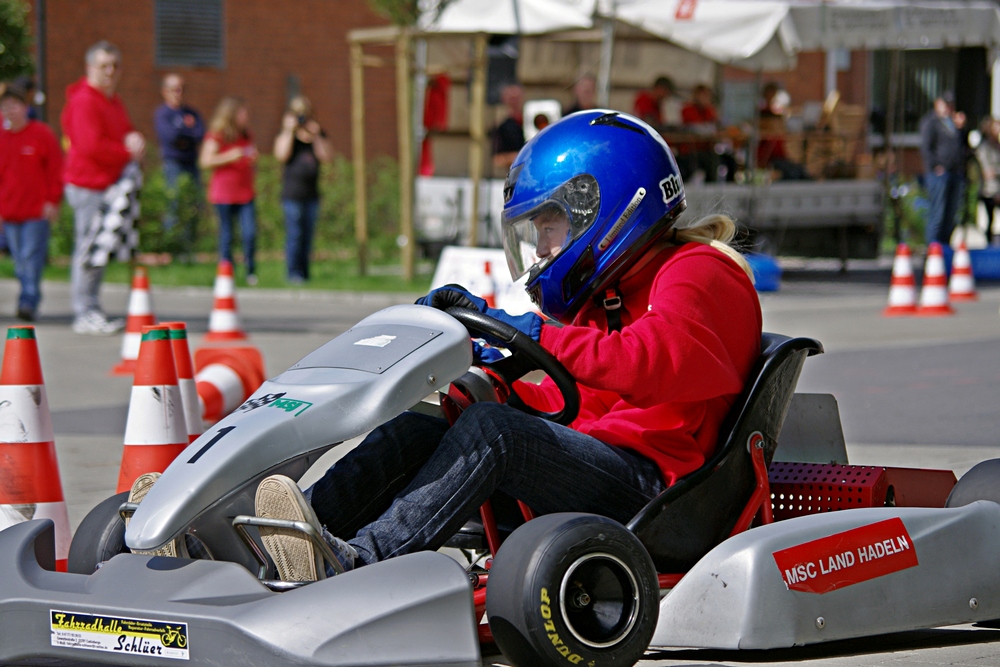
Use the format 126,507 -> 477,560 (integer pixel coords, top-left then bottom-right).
616,0 -> 796,71
418,0 -> 593,35
615,0 -> 1000,71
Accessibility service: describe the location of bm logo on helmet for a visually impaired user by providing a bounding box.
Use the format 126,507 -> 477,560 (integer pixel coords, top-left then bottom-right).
659,174 -> 681,205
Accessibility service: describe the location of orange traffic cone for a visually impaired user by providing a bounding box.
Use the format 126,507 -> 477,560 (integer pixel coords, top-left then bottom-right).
112,266 -> 156,375
949,240 -> 978,301
193,346 -> 266,426
916,242 -> 955,316
116,326 -> 189,494
165,322 -> 204,444
482,261 -> 497,308
205,260 -> 248,341
0,326 -> 72,571
883,243 -> 918,316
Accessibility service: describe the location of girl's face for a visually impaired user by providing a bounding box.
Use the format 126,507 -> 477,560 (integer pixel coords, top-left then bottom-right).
533,208 -> 571,260
235,106 -> 250,129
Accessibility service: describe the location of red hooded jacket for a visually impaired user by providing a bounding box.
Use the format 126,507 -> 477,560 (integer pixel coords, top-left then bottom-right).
517,242 -> 762,487
0,121 -> 63,222
61,78 -> 134,190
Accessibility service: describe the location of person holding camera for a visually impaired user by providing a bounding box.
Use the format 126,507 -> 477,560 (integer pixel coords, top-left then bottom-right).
274,96 -> 331,284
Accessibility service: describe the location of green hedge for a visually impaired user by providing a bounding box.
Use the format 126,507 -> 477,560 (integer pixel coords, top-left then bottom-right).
51,154 -> 402,262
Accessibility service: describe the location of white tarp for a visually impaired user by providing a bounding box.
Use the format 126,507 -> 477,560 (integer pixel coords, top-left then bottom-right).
617,0 -> 797,71
419,0 -> 594,35
615,0 -> 1000,71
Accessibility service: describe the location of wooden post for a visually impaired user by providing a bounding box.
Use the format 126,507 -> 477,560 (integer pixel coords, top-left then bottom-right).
468,33 -> 488,247
396,30 -> 415,282
350,40 -> 368,276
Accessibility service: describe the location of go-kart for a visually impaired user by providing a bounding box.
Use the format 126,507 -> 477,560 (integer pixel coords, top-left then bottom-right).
1,303 -> 999,667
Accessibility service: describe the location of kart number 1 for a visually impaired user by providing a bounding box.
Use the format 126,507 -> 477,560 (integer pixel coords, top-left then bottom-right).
187,426 -> 235,464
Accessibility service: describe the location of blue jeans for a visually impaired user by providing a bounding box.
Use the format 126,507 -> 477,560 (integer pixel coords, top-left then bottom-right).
162,159 -> 201,235
925,171 -> 964,246
307,403 -> 666,566
215,202 -> 257,276
4,219 -> 50,313
282,198 -> 319,281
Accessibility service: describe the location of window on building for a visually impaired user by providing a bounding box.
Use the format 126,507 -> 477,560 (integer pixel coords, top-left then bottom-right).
155,0 -> 224,68
871,49 -> 957,135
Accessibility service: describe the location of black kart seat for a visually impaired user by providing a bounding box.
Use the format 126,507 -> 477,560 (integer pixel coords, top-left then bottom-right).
626,333 -> 823,573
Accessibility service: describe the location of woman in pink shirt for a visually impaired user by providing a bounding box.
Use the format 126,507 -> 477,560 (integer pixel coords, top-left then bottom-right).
199,97 -> 259,284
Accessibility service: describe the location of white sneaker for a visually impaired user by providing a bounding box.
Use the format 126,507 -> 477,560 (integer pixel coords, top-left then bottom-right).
72,310 -> 124,335
255,475 -> 355,581
125,472 -> 187,557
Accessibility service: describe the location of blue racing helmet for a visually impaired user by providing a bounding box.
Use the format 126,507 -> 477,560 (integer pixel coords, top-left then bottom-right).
502,110 -> 686,323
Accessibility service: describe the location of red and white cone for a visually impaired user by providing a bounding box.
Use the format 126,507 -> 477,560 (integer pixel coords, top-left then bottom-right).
883,243 -> 918,316
482,261 -> 497,308
205,260 -> 248,342
949,240 -> 978,302
116,326 -> 189,493
917,242 -> 955,316
165,322 -> 204,444
194,346 -> 266,426
0,326 -> 72,571
112,266 -> 156,375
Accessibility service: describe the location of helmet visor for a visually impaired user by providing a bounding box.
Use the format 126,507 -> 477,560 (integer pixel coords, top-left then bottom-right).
502,174 -> 600,281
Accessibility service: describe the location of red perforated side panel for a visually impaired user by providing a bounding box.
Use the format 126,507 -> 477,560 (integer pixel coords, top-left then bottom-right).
769,463 -> 889,521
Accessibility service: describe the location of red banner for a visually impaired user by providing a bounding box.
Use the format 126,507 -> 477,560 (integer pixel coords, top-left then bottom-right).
772,518 -> 918,594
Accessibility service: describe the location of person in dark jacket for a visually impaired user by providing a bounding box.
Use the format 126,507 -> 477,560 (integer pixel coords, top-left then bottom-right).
920,91 -> 967,246
154,74 -> 204,191
154,74 -> 205,253
273,95 -> 332,284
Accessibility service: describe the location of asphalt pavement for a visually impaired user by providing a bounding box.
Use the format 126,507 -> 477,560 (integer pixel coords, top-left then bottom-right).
1,263 -> 999,667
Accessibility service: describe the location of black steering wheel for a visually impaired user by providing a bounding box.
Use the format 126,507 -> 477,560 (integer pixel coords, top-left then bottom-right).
445,307 -> 580,426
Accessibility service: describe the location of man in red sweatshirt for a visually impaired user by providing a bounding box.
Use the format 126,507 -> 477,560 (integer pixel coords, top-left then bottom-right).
0,84 -> 63,321
61,40 -> 146,335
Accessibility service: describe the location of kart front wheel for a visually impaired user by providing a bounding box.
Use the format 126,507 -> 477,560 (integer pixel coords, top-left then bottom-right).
67,491 -> 129,574
486,513 -> 658,667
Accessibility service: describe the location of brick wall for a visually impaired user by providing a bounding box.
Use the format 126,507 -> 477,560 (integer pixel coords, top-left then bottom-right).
31,0 -> 398,161
723,50 -> 870,109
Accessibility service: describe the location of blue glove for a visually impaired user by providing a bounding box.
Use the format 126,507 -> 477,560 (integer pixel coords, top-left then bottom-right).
417,284 -> 543,342
472,340 -> 505,364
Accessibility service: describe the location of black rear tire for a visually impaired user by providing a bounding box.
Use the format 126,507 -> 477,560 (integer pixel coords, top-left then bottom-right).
67,491 -> 129,574
947,459 -> 1000,508
486,513 -> 658,667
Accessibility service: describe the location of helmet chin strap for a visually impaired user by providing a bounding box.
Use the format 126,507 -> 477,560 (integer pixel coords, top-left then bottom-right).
596,231 -> 679,334
601,286 -> 625,333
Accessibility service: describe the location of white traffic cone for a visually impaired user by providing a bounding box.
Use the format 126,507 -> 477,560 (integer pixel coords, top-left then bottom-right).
205,260 -> 248,341
883,243 -> 918,317
0,326 -> 72,571
116,326 -> 189,493
917,242 -> 955,316
165,322 -> 204,444
194,347 -> 266,426
113,266 -> 156,374
949,239 -> 978,301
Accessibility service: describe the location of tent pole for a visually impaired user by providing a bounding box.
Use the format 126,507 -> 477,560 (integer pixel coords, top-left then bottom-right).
885,48 -> 900,244
350,40 -> 368,277
598,10 -> 616,107
396,30 -> 415,281
468,33 -> 488,247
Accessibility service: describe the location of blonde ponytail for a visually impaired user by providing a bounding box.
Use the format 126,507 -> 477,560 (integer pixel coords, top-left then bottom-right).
673,214 -> 754,283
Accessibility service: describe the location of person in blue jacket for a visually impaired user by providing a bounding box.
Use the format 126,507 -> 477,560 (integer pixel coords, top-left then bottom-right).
154,73 -> 205,251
